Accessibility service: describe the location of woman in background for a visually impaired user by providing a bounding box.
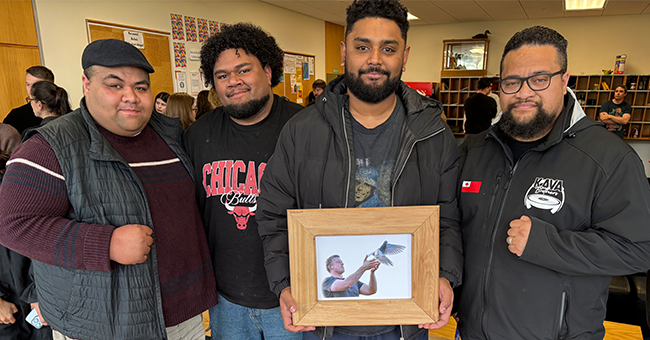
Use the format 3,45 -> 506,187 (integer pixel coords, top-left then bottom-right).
22,81 -> 72,137
154,92 -> 170,115
208,88 -> 222,109
165,93 -> 195,130
195,90 -> 215,119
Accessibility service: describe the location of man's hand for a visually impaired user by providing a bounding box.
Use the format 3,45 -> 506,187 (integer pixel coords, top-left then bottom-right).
279,287 -> 316,333
0,298 -> 17,325
599,112 -> 609,121
361,255 -> 380,272
30,302 -> 48,326
419,277 -> 453,330
507,215 -> 532,256
109,224 -> 153,265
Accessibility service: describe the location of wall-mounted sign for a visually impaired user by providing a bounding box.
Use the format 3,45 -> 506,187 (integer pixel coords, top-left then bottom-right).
123,31 -> 144,49
189,49 -> 201,61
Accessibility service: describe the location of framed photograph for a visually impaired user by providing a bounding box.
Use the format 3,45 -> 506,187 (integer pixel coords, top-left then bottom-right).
287,206 -> 439,326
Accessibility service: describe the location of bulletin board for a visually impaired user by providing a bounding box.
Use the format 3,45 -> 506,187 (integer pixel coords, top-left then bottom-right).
273,51 -> 315,107
86,20 -> 174,97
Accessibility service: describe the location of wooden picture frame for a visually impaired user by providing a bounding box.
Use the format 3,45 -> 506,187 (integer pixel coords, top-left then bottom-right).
287,206 -> 439,326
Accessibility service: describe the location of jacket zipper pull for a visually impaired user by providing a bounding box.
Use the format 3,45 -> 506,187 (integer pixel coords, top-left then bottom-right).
503,171 -> 514,191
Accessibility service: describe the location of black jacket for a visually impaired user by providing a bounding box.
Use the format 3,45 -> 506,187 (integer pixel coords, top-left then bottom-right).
457,90 -> 650,340
257,76 -> 463,340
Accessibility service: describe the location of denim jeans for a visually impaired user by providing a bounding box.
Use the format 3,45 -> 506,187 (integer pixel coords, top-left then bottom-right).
209,293 -> 302,340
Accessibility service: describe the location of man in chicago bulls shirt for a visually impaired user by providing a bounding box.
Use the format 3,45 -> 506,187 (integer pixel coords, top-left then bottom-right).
183,23 -> 303,340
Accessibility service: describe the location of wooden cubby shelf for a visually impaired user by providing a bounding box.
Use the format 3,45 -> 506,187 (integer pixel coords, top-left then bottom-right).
440,74 -> 650,140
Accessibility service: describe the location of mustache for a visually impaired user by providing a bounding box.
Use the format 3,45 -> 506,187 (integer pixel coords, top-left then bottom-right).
226,85 -> 251,98
358,66 -> 390,76
506,99 -> 537,109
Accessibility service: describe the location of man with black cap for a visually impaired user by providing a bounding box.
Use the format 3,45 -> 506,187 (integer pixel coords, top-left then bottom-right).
0,39 -> 217,340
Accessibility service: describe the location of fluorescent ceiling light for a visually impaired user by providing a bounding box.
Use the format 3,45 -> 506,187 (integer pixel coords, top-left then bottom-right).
407,12 -> 419,21
565,0 -> 606,10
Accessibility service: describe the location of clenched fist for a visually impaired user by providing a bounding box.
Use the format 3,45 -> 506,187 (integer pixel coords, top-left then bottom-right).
109,224 -> 153,265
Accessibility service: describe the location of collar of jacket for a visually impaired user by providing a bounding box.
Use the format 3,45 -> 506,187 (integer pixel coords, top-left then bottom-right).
488,88 -> 598,151
316,74 -> 447,139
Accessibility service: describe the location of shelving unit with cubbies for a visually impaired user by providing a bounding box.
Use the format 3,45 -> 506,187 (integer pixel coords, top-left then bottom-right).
441,74 -> 650,140
571,74 -> 650,140
440,76 -> 500,135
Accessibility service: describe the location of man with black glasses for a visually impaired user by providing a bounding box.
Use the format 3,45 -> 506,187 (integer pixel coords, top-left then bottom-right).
457,26 -> 650,340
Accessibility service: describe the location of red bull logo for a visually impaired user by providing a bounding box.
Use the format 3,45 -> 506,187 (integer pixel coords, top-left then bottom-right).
225,202 -> 256,230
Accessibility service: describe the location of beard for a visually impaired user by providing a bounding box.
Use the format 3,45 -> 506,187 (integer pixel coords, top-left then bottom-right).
498,100 -> 558,140
222,92 -> 270,120
344,65 -> 402,104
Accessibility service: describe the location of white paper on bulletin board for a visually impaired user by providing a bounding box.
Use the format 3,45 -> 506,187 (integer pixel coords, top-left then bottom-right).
284,54 -> 296,74
308,57 -> 314,75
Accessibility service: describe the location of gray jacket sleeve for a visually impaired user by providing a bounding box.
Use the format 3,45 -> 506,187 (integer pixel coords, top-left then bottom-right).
521,150 -> 650,275
257,123 -> 297,297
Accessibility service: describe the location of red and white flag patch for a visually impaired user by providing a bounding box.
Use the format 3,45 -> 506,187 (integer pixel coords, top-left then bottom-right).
462,181 -> 481,193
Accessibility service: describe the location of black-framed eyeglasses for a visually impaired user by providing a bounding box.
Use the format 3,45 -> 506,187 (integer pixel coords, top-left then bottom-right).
499,70 -> 564,94
25,96 -> 33,103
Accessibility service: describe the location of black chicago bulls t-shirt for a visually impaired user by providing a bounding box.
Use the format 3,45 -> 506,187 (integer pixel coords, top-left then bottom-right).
183,95 -> 302,308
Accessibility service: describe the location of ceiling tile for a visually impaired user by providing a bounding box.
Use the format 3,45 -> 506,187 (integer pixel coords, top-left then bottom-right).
297,1 -> 350,16
475,0 -> 528,21
603,0 -> 650,15
401,1 -> 460,24
431,1 -> 494,22
519,0 -> 565,18
261,0 -> 346,24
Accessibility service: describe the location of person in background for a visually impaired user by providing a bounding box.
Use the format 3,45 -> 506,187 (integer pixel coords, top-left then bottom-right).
208,88 -> 222,109
307,79 -> 327,106
599,85 -> 631,139
0,124 -> 20,163
195,90 -> 215,119
154,91 -> 170,115
4,66 -> 54,134
22,81 -> 72,137
463,78 -> 497,140
257,1 -> 462,339
166,93 -> 195,130
457,26 -> 650,340
184,22 -> 304,340
0,38 -> 217,340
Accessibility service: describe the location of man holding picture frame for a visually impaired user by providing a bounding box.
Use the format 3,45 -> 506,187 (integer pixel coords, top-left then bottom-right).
257,1 -> 463,339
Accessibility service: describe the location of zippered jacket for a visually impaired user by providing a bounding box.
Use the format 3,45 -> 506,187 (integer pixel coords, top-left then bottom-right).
457,89 -> 650,340
257,76 -> 463,340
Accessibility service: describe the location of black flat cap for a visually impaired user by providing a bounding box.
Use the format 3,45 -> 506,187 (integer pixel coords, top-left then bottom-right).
82,39 -> 155,74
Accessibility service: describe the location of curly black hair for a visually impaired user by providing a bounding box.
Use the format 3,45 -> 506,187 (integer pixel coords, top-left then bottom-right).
200,22 -> 284,88
345,0 -> 409,42
500,26 -> 568,75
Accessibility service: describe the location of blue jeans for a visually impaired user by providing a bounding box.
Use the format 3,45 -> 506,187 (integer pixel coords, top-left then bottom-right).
209,293 -> 302,340
303,327 -> 428,340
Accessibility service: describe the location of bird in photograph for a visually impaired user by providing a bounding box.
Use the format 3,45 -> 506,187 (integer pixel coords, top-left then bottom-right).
472,30 -> 491,39
367,241 -> 406,266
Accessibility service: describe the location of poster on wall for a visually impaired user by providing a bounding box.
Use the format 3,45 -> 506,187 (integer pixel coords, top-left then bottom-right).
209,20 -> 220,36
309,57 -> 314,76
198,18 -> 209,43
190,71 -> 201,95
185,16 -> 197,42
303,62 -> 309,81
174,42 -> 187,68
284,54 -> 296,74
171,14 -> 184,41
175,71 -> 188,93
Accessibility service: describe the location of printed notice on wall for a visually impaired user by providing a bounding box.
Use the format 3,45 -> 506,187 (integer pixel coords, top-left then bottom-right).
309,57 -> 314,75
123,31 -> 144,49
175,71 -> 187,93
284,54 -> 296,74
190,71 -> 201,95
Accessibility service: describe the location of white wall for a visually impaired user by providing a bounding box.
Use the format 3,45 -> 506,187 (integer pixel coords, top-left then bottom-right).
34,0 -> 326,107
404,13 -> 650,83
